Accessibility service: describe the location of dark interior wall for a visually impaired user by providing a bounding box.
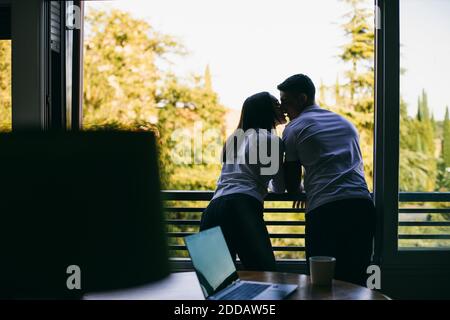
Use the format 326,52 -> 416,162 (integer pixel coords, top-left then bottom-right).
0,5 -> 11,39
382,267 -> 450,299
11,0 -> 46,129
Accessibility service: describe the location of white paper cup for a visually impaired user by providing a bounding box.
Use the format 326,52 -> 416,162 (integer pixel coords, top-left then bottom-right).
309,256 -> 336,286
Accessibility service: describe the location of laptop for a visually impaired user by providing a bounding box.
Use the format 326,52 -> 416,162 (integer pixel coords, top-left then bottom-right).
184,226 -> 298,300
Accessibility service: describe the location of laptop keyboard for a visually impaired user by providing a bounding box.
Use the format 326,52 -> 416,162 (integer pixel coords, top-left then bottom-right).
219,283 -> 271,300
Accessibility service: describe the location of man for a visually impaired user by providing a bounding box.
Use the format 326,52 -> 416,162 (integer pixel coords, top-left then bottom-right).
278,74 -> 375,286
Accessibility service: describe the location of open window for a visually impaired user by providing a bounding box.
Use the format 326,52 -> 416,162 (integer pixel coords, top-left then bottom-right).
80,0 -> 376,263
5,0 -> 450,297
374,0 -> 450,286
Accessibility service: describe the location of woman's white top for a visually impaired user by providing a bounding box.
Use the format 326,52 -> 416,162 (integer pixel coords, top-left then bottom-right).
212,129 -> 285,203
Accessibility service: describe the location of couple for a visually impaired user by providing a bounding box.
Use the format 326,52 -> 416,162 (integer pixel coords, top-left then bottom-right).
200,74 -> 375,286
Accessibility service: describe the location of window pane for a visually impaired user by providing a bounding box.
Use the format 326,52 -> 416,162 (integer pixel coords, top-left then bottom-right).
0,40 -> 11,131
83,0 -> 374,260
399,0 -> 450,249
83,0 -> 374,192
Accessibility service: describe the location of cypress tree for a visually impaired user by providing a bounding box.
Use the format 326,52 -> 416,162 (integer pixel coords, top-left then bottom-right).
417,95 -> 423,122
204,64 -> 212,91
334,75 -> 341,106
319,79 -> 327,106
421,89 -> 430,121
443,106 -> 450,168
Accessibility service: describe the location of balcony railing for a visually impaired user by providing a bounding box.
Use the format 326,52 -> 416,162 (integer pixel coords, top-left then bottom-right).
163,191 -> 450,271
397,193 -> 450,247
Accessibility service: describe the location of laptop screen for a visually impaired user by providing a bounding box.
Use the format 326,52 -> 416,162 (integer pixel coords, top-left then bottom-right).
184,227 -> 238,298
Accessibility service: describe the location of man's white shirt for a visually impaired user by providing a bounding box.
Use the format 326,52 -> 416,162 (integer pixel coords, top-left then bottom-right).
282,104 -> 372,212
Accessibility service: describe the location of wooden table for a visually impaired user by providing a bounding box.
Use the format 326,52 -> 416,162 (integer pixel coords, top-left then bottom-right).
84,271 -> 389,300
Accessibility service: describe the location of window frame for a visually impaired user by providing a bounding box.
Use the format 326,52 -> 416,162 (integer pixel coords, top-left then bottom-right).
374,0 -> 450,267
7,0 -> 450,267
71,0 -> 84,130
0,3 -> 11,40
10,0 -> 83,131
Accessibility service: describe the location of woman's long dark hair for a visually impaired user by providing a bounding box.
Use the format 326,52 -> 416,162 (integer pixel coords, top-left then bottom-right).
223,92 -> 278,162
237,92 -> 278,131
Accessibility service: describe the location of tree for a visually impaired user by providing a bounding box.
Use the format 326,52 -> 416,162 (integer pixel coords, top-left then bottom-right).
337,0 -> 375,189
83,8 -> 183,128
431,113 -> 436,132
340,0 -> 374,113
435,107 -> 450,193
417,96 -> 423,122
415,90 -> 435,155
334,75 -> 342,107
204,64 -> 212,91
421,89 -> 430,121
398,93 -> 437,191
443,106 -> 450,168
410,89 -> 437,190
435,159 -> 450,192
318,79 -> 327,106
157,69 -> 226,189
83,9 -> 226,190
0,40 -> 11,131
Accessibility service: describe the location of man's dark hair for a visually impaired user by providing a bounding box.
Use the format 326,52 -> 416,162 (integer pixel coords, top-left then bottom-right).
277,74 -> 316,101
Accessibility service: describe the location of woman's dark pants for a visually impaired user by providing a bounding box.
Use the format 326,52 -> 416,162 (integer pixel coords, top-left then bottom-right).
200,193 -> 277,272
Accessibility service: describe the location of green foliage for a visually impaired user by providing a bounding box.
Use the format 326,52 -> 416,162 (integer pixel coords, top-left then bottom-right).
443,106 -> 450,168
83,8 -> 183,127
435,159 -> 450,192
318,79 -> 327,106
83,8 -> 225,190
397,89 -> 437,191
156,71 -> 226,189
79,4 -> 449,256
204,64 -> 212,91
340,0 -> 374,108
334,75 -> 342,106
328,0 -> 442,195
0,40 -> 11,132
326,0 -> 375,189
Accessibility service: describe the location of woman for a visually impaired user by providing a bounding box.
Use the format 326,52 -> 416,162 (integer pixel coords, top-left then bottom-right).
199,92 -> 287,271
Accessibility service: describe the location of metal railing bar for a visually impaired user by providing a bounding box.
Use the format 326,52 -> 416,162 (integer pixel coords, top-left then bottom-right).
398,193 -> 450,202
169,245 -> 305,251
399,234 -> 450,239
399,222 -> 450,226
399,208 -> 450,214
162,191 -> 450,202
166,220 -> 305,226
164,207 -> 305,213
167,232 -> 305,239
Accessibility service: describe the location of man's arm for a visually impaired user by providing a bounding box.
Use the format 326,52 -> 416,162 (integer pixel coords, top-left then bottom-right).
284,161 -> 304,209
282,126 -> 304,208
284,161 -> 302,193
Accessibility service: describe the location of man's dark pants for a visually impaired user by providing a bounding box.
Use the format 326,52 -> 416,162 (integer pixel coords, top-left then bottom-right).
305,198 -> 376,286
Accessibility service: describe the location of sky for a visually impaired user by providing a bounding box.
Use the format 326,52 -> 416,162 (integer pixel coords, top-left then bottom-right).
400,0 -> 450,120
86,0 -> 450,120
